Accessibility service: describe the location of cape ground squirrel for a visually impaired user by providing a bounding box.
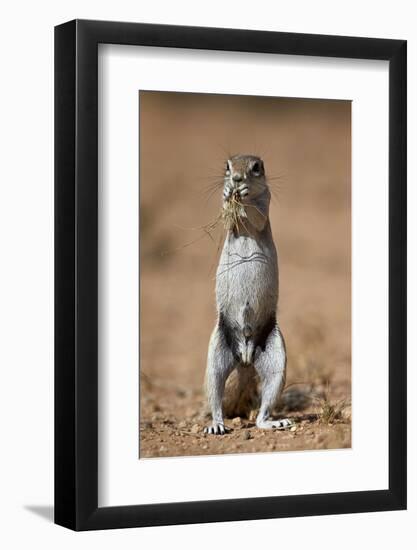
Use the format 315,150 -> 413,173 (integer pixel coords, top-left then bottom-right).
204,154 -> 291,434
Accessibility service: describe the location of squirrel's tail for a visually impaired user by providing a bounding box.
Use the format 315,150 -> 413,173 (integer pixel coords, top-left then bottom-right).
223,365 -> 259,418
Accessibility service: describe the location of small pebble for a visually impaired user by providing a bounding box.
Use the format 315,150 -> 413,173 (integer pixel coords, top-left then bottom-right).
232,417 -> 243,427
191,423 -> 200,434
243,430 -> 252,440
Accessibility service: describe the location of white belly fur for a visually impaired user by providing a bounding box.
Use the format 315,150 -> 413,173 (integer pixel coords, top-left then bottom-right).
216,223 -> 279,347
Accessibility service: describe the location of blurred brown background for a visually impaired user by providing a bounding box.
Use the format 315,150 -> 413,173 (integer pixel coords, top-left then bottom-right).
139,91 -> 351,458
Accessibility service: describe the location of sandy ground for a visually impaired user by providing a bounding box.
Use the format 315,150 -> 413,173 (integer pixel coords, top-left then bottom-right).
139,92 -> 351,458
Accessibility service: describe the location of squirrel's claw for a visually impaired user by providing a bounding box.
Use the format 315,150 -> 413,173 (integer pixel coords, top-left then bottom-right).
204,423 -> 230,435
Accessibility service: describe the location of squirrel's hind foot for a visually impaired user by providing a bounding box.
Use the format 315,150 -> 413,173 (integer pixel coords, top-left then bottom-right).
256,418 -> 294,430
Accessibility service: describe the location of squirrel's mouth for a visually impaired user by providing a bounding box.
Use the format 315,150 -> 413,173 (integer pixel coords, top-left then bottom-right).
229,189 -> 242,201
224,186 -> 249,204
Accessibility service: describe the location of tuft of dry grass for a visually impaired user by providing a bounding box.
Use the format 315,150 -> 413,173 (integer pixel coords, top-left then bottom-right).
313,385 -> 350,425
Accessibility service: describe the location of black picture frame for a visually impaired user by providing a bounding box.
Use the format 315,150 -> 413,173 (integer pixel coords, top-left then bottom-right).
55,19 -> 407,531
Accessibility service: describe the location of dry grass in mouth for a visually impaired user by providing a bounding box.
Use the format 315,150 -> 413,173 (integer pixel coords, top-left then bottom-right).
222,192 -> 246,231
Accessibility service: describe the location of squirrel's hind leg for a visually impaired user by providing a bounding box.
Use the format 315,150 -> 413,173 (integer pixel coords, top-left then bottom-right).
204,326 -> 235,435
254,326 -> 293,430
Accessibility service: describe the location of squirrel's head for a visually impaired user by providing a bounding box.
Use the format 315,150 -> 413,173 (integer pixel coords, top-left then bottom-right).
222,154 -> 271,232
223,154 -> 269,205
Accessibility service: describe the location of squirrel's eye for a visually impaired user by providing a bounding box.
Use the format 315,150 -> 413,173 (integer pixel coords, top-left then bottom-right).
252,162 -> 261,175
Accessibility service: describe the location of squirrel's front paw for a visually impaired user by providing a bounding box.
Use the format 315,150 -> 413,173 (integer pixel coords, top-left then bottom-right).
223,186 -> 232,202
204,422 -> 230,435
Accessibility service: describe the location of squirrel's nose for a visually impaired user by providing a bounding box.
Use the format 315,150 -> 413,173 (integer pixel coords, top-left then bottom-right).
232,174 -> 243,183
